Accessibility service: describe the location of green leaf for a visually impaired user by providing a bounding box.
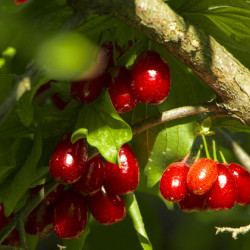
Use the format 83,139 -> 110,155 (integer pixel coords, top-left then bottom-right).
61,223 -> 90,250
0,74 -> 12,103
26,234 -> 39,250
1,127 -> 42,216
125,193 -> 152,250
212,117 -> 250,133
174,0 -> 250,52
0,110 -> 31,139
117,40 -> 147,69
145,118 -> 196,188
16,91 -> 34,126
35,100 -> 80,139
73,91 -> 132,163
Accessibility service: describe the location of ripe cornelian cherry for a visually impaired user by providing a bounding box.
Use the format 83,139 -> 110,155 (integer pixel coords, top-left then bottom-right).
73,155 -> 104,195
228,163 -> 250,206
187,158 -> 218,195
49,134 -> 88,184
0,203 -> 20,247
87,187 -> 126,225
178,191 -> 207,212
160,162 -> 189,202
53,190 -> 88,239
108,67 -> 138,113
131,51 -> 171,104
104,143 -> 139,195
25,202 -> 53,238
14,0 -> 27,5
70,74 -> 105,104
206,163 -> 237,210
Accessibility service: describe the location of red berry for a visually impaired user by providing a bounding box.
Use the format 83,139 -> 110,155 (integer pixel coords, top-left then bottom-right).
178,191 -> 207,212
206,163 -> 237,210
87,187 -> 126,225
108,67 -> 138,113
25,202 -> 53,238
14,0 -> 27,5
53,190 -> 88,239
0,204 -> 20,247
131,51 -> 171,104
73,155 -> 104,195
187,158 -> 218,195
49,134 -> 88,184
228,163 -> 250,205
160,162 -> 189,202
70,74 -> 105,103
51,93 -> 69,110
104,143 -> 139,195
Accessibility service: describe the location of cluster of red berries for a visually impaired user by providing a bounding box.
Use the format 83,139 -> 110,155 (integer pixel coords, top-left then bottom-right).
34,43 -> 171,114
160,158 -> 250,212
20,133 -> 139,240
70,42 -> 171,113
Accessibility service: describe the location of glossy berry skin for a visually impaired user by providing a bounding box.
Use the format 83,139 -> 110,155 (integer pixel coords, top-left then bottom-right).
25,202 -> 53,238
104,143 -> 139,195
178,191 -> 207,212
131,51 -> 171,104
187,158 -> 218,195
53,190 -> 88,239
108,67 -> 138,113
0,204 -> 20,247
160,162 -> 189,202
87,187 -> 126,225
70,74 -> 105,104
206,163 -> 237,210
49,134 -> 88,184
228,163 -> 250,205
15,0 -> 27,4
73,155 -> 104,195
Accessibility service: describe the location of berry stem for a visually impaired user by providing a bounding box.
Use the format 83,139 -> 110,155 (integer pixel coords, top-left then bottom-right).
195,143 -> 203,162
212,137 -> 218,162
219,150 -> 227,164
181,151 -> 191,164
202,134 -> 211,159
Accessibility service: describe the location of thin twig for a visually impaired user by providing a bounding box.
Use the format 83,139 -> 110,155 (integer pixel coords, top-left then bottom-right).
132,103 -> 224,135
215,224 -> 250,239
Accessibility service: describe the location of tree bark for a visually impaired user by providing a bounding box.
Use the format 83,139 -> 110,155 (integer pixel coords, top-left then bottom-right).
68,0 -> 250,125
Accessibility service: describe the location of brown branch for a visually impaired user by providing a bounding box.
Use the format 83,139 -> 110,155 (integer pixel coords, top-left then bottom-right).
68,0 -> 250,125
132,103 -> 224,135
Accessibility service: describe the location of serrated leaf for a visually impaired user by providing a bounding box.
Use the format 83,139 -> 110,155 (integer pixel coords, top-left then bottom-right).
61,223 -> 90,250
125,193 -> 152,250
145,118 -> 196,188
73,91 -> 132,163
1,127 -> 42,216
